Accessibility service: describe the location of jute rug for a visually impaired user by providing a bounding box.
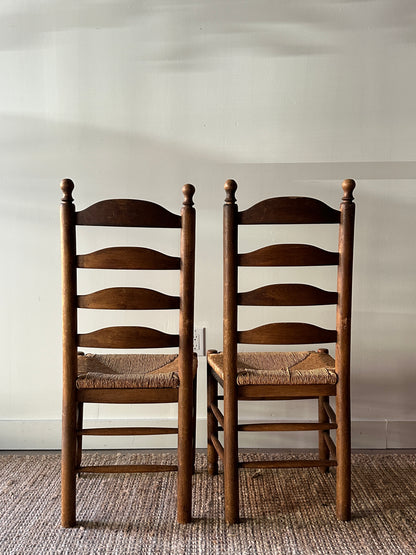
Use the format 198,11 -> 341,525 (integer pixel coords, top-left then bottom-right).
0,452 -> 415,554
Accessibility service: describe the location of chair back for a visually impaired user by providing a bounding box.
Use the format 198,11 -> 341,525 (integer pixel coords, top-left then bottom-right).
222,179 -> 356,387
60,180 -> 196,391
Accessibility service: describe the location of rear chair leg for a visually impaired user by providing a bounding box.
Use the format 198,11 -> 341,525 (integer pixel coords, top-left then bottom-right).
61,408 -> 77,527
177,384 -> 193,524
336,403 -> 351,520
192,377 -> 197,475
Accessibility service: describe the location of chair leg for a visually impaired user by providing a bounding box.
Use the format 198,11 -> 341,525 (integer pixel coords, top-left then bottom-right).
61,402 -> 77,528
192,377 -> 197,475
76,402 -> 83,473
177,383 -> 193,524
223,383 -> 239,525
207,365 -> 218,476
336,397 -> 351,521
318,396 -> 330,474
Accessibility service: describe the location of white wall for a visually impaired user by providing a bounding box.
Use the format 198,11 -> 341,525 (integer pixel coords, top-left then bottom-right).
0,0 -> 415,449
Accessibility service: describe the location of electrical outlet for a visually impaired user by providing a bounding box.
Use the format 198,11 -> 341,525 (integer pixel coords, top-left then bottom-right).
193,328 -> 206,356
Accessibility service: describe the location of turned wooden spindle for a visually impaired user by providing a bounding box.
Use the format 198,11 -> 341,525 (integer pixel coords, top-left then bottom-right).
341,179 -> 356,202
182,183 -> 195,207
61,178 -> 75,204
224,179 -> 237,204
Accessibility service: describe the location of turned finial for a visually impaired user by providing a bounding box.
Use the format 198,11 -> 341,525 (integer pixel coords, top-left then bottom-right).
342,179 -> 356,202
224,179 -> 237,204
182,183 -> 195,206
60,178 -> 74,203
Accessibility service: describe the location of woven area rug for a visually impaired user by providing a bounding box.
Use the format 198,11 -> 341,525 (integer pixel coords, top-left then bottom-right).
0,451 -> 415,554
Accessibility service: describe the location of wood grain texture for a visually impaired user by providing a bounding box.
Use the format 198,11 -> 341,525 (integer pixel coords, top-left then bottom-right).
77,247 -> 180,270
78,326 -> 179,348
239,459 -> 337,469
78,287 -> 180,310
238,322 -> 337,345
77,388 -> 179,404
76,199 -> 181,228
79,464 -> 178,474
238,196 -> 340,225
80,427 -> 178,436
238,284 -> 338,306
238,244 -> 339,267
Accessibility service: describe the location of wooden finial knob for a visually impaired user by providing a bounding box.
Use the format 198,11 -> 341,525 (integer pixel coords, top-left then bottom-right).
60,178 -> 74,203
182,183 -> 195,206
224,179 -> 237,204
342,179 -> 356,201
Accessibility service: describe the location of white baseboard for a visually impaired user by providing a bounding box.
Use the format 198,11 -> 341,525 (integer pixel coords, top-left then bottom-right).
0,419 -> 415,450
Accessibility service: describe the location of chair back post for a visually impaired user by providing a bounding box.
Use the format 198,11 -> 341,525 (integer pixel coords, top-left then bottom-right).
223,179 -> 239,522
60,178 -> 78,527
335,179 -> 356,391
177,183 -> 196,523
335,178 -> 356,520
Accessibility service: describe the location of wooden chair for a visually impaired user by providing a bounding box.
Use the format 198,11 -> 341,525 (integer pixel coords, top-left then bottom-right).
60,179 -> 196,527
207,178 -> 356,524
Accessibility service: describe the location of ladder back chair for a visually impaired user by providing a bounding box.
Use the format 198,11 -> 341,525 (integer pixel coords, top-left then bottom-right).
207,178 -> 356,524
60,179 -> 196,527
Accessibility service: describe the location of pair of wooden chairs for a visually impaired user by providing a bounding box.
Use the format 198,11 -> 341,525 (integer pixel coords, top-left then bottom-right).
60,177 -> 356,527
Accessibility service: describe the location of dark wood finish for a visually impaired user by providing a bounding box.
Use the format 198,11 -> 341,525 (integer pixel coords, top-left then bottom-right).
240,459 -> 337,469
207,351 -> 219,475
238,422 -> 337,432
238,284 -> 338,306
211,404 -> 225,428
78,326 -> 179,349
76,199 -> 181,228
211,435 -> 225,461
238,197 -> 340,225
323,430 -> 337,459
319,396 -> 331,474
323,398 -> 337,422
79,464 -> 178,473
335,179 -> 355,521
177,184 -> 196,524
207,178 -> 356,524
239,244 -> 339,267
60,179 -> 78,528
78,287 -> 180,310
77,247 -> 180,270
60,180 -> 196,527
77,388 -> 178,404
237,384 -> 336,399
80,427 -> 178,436
238,322 -> 337,345
223,179 -> 240,524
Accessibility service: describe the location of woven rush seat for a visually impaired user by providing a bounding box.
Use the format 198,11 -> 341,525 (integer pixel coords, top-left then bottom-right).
207,350 -> 337,386
77,353 -> 197,389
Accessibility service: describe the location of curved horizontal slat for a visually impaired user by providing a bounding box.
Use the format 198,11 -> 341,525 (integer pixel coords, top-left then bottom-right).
78,326 -> 179,348
238,197 -> 340,225
238,322 -> 337,345
239,244 -> 339,267
77,247 -> 180,269
78,287 -> 180,310
76,199 -> 181,228
238,284 -> 338,306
